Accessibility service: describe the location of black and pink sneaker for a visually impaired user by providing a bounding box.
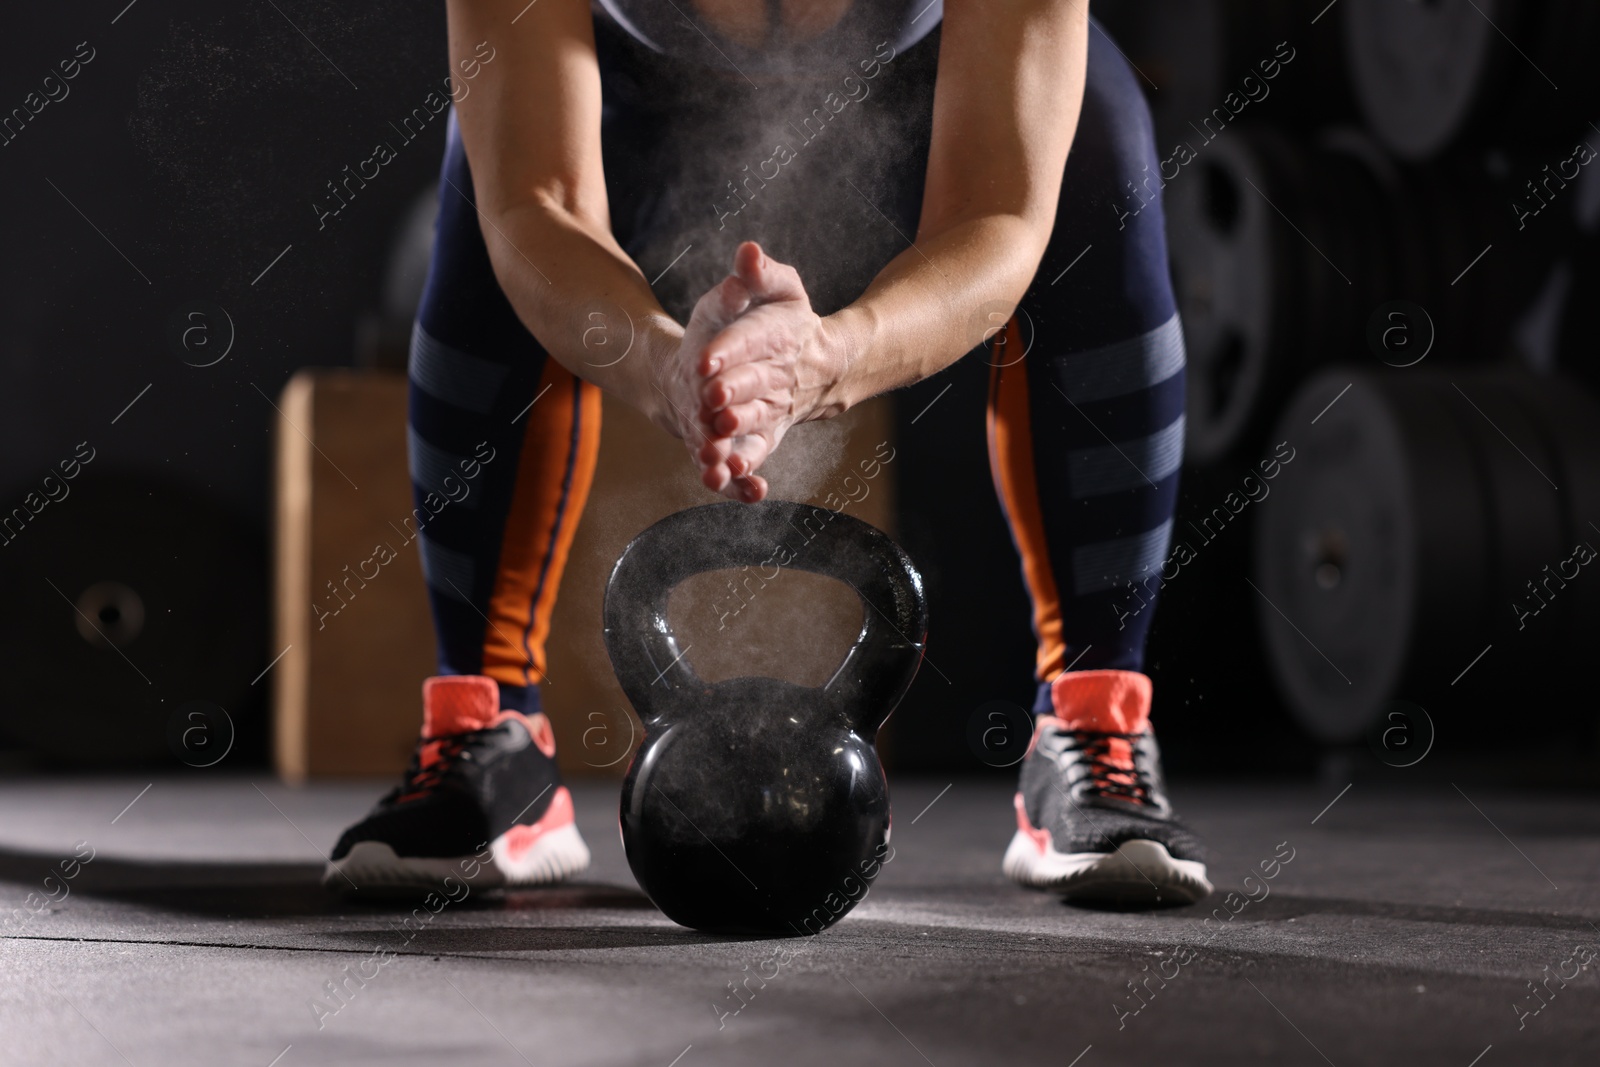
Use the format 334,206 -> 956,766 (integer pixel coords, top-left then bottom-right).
1003,670 -> 1211,906
324,675 -> 590,891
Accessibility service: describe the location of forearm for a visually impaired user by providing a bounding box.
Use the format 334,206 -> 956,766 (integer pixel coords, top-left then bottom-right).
482,199 -> 681,417
822,211 -> 1051,412
820,0 -> 1087,412
445,0 -> 679,421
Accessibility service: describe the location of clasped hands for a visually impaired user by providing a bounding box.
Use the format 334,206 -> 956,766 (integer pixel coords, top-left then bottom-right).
647,241 -> 849,503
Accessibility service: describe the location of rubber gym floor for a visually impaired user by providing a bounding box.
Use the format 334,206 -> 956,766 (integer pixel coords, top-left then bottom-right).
1,775 -> 1595,1066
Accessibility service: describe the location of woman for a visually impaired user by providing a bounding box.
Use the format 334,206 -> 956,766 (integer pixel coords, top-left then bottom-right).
326,0 -> 1211,907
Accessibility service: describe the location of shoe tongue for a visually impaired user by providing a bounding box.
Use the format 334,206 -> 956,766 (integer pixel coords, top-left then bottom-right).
1050,670 -> 1153,734
422,675 -> 501,738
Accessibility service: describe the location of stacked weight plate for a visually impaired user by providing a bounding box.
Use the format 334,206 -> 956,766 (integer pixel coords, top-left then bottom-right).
1254,369 -> 1600,743
1343,0 -> 1600,160
1167,129 -> 1395,463
1167,126 -> 1559,464
0,474 -> 268,765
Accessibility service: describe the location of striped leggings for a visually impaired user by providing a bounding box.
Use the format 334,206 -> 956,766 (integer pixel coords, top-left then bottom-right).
408,20 -> 1183,717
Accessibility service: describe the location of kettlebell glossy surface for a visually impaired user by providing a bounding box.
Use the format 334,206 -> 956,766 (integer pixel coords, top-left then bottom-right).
604,501 -> 927,936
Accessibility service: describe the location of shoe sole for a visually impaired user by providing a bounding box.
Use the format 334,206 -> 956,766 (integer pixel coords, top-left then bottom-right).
324,819 -> 591,893
1003,830 -> 1212,906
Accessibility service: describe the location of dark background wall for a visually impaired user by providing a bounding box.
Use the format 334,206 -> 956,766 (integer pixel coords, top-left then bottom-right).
1,2 -> 446,520
0,2 -> 447,766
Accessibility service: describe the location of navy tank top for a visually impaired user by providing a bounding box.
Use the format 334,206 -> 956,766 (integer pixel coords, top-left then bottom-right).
593,0 -> 943,76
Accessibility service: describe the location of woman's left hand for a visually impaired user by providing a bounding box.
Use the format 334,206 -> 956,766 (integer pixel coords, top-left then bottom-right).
689,241 -> 847,502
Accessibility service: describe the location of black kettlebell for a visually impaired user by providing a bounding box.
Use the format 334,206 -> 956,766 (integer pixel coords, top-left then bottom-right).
604,500 -> 928,936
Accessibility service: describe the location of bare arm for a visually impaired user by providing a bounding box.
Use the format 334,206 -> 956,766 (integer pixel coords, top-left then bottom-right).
443,0 -> 682,418
447,0 -> 1088,501
832,0 -> 1089,402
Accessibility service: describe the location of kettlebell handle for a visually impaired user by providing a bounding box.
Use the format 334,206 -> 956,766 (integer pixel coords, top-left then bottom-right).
603,500 -> 928,735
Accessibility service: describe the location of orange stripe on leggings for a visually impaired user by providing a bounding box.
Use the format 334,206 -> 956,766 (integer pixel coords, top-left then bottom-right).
482,363 -> 602,689
986,317 -> 1067,681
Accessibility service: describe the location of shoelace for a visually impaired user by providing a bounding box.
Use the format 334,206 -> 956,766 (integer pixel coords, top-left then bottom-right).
391,729 -> 488,803
1062,729 -> 1152,805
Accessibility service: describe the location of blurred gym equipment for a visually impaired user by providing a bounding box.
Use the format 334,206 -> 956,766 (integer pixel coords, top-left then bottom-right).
895,0 -> 1597,767
1343,0 -> 1600,160
1168,127 -> 1562,464
0,473 -> 266,765
1094,0 -> 1353,151
1254,368 -> 1600,743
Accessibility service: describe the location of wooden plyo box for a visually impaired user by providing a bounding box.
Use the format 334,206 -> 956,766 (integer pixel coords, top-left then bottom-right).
273,368 -> 897,782
273,370 -> 429,781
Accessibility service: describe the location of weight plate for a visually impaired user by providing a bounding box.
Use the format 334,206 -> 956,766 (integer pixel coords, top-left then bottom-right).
1343,0 -> 1499,160
0,473 -> 266,765
1255,374 -> 1413,741
1169,129 -> 1295,464
1319,129 -> 1419,320
1254,371 -> 1487,742
1298,139 -> 1389,366
1171,128 -> 1403,465
1441,374 -> 1568,638
1255,367 -> 1600,742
